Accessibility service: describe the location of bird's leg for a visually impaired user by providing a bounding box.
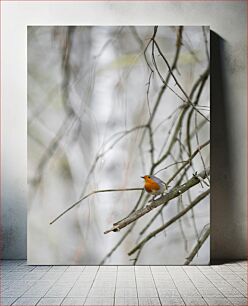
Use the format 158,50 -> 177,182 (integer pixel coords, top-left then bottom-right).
162,184 -> 170,196
148,195 -> 158,203
192,171 -> 198,178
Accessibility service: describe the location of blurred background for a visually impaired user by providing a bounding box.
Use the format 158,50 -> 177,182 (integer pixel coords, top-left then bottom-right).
28,26 -> 210,265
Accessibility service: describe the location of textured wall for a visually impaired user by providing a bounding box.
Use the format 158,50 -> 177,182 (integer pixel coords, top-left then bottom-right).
2,1 -> 246,260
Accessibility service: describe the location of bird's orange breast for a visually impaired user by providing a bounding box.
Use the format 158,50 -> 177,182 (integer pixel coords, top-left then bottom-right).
144,181 -> 160,193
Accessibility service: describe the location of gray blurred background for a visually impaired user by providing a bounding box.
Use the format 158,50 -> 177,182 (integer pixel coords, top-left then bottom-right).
27,26 -> 209,265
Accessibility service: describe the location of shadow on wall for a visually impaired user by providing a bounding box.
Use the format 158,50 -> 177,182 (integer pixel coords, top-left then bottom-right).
2,176 -> 27,259
210,31 -> 246,263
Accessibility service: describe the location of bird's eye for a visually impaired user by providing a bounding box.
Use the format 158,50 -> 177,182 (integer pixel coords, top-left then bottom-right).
147,176 -> 150,179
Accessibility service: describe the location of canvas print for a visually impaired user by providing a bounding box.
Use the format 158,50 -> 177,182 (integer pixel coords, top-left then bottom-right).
28,26 -> 210,265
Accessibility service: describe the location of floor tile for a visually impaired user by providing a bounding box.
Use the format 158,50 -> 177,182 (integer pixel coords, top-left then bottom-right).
66,266 -> 85,272
204,297 -> 233,305
115,287 -> 137,298
115,297 -> 138,305
84,297 -> 114,305
228,297 -> 248,305
67,285 -> 91,297
88,287 -> 115,298
61,297 -> 86,305
157,288 -> 181,297
12,297 -> 40,305
0,260 -> 246,306
37,297 -> 64,305
137,287 -> 158,297
0,297 -> 17,306
45,284 -> 72,297
182,297 -> 207,305
160,297 -> 185,305
138,297 -> 161,305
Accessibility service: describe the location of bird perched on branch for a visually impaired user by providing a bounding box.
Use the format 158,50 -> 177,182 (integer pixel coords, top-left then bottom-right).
141,175 -> 167,201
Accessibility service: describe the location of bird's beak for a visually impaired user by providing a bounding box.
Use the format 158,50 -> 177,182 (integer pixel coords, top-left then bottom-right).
141,176 -> 145,179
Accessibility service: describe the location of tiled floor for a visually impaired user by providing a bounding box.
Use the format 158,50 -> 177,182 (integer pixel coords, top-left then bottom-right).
1,261 -> 247,306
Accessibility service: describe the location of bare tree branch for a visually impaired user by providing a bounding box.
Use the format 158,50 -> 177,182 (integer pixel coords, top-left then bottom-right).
166,140 -> 210,185
100,191 -> 149,264
152,39 -> 210,122
104,168 -> 209,234
50,187 -> 143,225
138,162 -> 192,237
184,223 -> 210,265
128,189 -> 210,256
177,194 -> 189,252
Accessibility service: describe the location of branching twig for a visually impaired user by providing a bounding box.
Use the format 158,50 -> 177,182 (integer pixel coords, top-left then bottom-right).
166,140 -> 210,186
30,114 -> 74,186
177,194 -> 188,252
100,223 -> 135,265
78,124 -> 147,198
150,26 -> 183,125
152,39 -> 210,122
186,66 -> 209,157
50,187 -> 143,225
184,223 -> 210,265
100,192 -> 149,264
132,246 -> 143,265
154,160 -> 188,176
202,26 -> 210,63
194,112 -> 210,185
128,189 -> 210,256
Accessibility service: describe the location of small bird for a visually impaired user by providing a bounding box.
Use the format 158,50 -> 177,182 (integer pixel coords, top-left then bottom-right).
141,175 -> 167,201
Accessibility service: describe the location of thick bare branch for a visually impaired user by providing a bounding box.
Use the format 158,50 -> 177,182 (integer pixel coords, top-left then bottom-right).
104,168 -> 210,234
138,162 -> 193,237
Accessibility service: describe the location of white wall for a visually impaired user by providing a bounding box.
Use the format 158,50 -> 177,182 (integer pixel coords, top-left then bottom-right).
2,1 -> 246,260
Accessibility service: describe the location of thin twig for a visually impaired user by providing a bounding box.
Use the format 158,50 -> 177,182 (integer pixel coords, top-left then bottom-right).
50,187 -> 143,225
100,224 -> 135,265
185,172 -> 200,244
194,112 -> 210,185
202,26 -> 210,63
166,140 -> 210,186
177,194 -> 188,253
144,26 -> 183,127
132,246 -> 143,265
186,66 -> 209,157
154,160 -> 188,176
152,39 -> 210,122
184,224 -> 210,265
100,191 -> 148,264
152,64 -> 209,170
79,124 -> 147,198
30,114 -> 75,186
